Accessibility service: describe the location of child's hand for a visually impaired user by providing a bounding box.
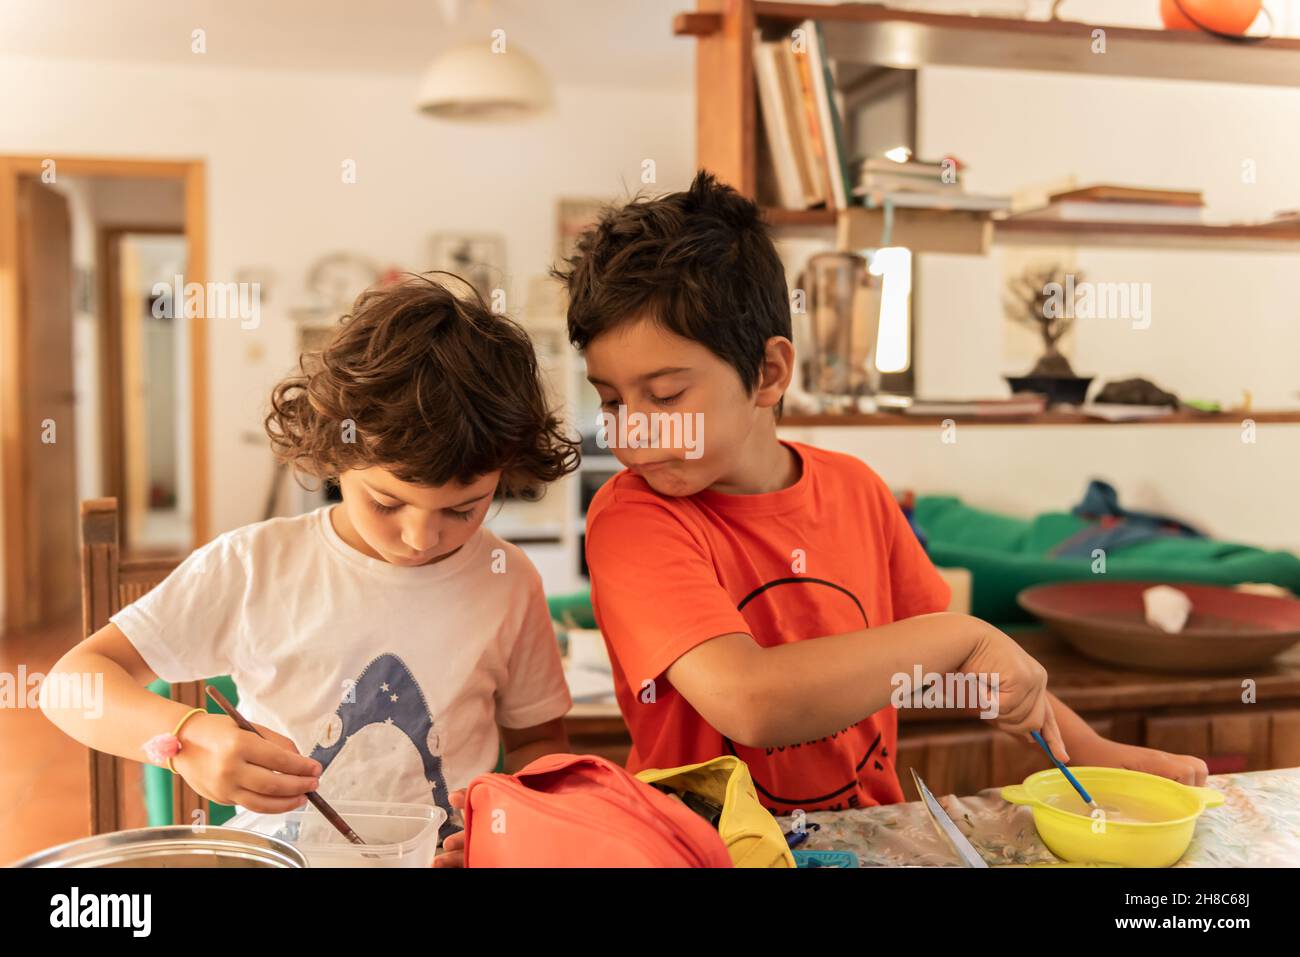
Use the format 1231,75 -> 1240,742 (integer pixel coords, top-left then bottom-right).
433,789 -> 467,868
961,626 -> 1069,761
170,712 -> 322,813
1071,737 -> 1209,786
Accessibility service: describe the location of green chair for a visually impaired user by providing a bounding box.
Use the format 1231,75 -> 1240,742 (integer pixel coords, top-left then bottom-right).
142,675 -> 240,826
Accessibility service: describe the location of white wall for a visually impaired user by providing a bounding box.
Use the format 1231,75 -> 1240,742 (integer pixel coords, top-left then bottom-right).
915,65 -> 1300,406
0,54 -> 696,557
792,58 -> 1300,554
781,421 -> 1300,551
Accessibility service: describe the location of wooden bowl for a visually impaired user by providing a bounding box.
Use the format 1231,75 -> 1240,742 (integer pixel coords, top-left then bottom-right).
1017,581 -> 1300,673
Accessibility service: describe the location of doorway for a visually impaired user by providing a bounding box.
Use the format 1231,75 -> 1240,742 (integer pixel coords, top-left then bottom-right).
0,156 -> 208,631
101,228 -> 192,555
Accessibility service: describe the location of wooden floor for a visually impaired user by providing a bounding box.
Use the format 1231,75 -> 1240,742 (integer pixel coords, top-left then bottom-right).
0,614 -> 146,865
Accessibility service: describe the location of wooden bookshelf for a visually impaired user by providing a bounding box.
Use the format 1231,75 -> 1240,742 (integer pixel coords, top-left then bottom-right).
762,206 -> 1300,251
754,2 -> 1300,86
678,2 -> 1300,428
767,205 -> 991,254
994,217 -> 1300,251
763,207 -> 835,227
778,410 -> 1300,428
679,1 -> 1300,200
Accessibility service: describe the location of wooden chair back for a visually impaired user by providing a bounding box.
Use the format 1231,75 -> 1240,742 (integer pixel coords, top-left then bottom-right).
81,497 -> 208,834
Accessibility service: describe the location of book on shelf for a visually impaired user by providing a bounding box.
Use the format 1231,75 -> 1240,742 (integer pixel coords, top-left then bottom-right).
754,43 -> 806,209
1051,185 -> 1204,206
856,157 -> 961,193
861,156 -> 951,173
1016,202 -> 1204,224
849,154 -> 1010,213
791,37 -> 831,208
856,169 -> 963,194
851,188 -> 1011,212
805,20 -> 852,210
773,44 -> 820,207
1013,184 -> 1206,225
885,394 -> 1049,417
1080,403 -> 1176,422
755,23 -> 852,210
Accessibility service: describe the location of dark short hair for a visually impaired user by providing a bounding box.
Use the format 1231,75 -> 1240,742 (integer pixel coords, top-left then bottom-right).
266,273 -> 579,500
552,170 -> 790,395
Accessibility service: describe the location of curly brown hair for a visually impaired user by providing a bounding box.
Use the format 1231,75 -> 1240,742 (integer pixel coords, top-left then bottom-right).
265,273 -> 579,500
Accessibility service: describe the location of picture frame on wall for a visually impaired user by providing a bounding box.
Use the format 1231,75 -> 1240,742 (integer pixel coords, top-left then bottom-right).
429,233 -> 506,303
555,198 -> 608,263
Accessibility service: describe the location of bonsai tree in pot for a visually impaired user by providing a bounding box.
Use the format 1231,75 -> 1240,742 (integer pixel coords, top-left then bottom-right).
1003,263 -> 1093,406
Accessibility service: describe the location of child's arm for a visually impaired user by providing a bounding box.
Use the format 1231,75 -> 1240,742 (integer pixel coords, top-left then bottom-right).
665,612 -> 1069,759
43,622 -> 212,761
433,718 -> 569,868
1046,692 -> 1209,785
42,622 -> 322,813
500,717 -> 570,773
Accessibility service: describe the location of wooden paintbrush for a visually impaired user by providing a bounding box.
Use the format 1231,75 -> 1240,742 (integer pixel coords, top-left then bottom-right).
205,686 -> 368,846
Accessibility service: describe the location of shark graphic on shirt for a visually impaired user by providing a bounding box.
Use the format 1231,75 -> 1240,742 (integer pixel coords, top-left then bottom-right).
308,653 -> 456,840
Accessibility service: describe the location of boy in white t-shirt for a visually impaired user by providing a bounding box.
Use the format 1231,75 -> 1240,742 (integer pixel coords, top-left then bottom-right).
43,275 -> 580,866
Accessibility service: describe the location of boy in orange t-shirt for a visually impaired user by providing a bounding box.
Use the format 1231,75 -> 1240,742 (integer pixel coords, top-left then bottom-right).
554,172 -> 1207,815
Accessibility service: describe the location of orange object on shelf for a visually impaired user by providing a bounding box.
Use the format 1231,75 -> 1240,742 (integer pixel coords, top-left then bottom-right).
1159,0 -> 1262,35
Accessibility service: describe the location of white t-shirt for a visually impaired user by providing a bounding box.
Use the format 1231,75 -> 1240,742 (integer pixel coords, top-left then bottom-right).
113,505 -> 571,828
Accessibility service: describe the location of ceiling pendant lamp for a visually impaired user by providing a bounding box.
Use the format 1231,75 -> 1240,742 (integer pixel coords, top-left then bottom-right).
416,37 -> 550,120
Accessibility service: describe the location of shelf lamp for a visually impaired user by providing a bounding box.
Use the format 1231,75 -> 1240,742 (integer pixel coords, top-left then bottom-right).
416,41 -> 551,119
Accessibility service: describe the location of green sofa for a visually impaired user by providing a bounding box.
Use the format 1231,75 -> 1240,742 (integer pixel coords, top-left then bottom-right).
913,495 -> 1300,627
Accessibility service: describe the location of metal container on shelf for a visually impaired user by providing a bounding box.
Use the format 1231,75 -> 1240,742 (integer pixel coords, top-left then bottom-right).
11,825 -> 308,868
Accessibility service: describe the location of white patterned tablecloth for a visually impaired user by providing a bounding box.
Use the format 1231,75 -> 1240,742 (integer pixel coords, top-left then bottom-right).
777,767 -> 1300,867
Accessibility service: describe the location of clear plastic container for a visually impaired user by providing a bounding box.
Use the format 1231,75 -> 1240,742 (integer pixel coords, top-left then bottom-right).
227,800 -> 447,868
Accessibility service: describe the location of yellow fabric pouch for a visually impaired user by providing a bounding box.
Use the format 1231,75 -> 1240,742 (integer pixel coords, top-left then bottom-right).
636,756 -> 795,868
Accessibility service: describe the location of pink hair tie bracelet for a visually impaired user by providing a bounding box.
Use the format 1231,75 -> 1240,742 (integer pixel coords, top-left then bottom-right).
142,707 -> 207,773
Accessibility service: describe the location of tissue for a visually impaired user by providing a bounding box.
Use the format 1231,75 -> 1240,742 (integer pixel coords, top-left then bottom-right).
1143,585 -> 1192,634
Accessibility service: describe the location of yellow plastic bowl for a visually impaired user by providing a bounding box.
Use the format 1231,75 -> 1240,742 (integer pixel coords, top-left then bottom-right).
1001,767 -> 1225,868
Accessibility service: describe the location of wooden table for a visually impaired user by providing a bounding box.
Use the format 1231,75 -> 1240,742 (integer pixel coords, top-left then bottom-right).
564,629 -> 1300,798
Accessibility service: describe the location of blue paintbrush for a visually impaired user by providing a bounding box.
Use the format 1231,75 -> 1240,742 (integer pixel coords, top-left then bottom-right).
1030,729 -> 1099,811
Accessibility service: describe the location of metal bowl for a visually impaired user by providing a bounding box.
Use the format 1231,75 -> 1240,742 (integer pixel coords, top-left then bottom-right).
11,825 -> 308,868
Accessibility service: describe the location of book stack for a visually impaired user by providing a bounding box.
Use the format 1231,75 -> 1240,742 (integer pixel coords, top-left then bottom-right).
857,156 -> 960,194
1263,209 -> 1300,227
1015,185 -> 1205,224
753,19 -> 852,210
755,21 -> 1008,216
853,156 -> 1010,213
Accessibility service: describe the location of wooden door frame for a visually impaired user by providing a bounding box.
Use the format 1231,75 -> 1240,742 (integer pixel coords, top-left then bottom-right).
0,155 -> 209,630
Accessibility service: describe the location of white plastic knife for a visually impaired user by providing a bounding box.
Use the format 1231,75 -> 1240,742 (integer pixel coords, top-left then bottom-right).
910,767 -> 988,868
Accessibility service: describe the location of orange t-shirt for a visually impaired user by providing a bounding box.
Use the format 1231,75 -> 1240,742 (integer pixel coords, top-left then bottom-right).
585,441 -> 951,814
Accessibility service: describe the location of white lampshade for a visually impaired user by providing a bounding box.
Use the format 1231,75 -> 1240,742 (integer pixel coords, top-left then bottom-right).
416,42 -> 550,120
